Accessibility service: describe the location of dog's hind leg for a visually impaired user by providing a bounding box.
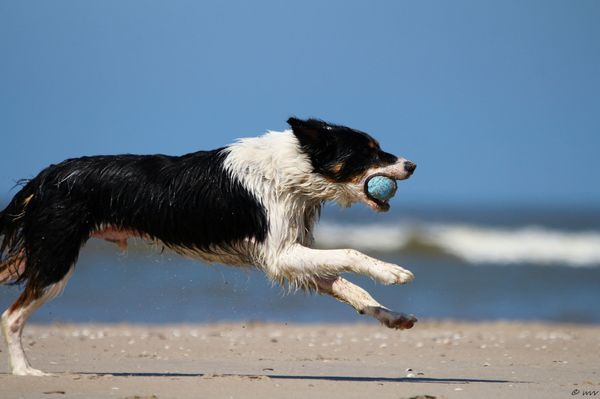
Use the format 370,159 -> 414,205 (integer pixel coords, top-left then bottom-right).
1,186 -> 86,375
1,269 -> 73,376
316,276 -> 417,330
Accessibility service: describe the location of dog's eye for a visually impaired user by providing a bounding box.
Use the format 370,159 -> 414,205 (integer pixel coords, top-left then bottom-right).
365,148 -> 379,159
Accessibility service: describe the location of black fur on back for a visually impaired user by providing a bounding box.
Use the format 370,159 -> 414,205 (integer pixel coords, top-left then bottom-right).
0,149 -> 268,296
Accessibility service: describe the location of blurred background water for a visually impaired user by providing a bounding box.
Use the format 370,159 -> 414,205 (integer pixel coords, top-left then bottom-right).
1,205 -> 599,324
1,1 -> 599,324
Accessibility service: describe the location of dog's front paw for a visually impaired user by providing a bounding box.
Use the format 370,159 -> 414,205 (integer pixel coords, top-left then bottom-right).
375,308 -> 417,330
371,263 -> 414,285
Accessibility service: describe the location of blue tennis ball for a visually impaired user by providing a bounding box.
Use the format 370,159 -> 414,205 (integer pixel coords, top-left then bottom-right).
366,175 -> 397,201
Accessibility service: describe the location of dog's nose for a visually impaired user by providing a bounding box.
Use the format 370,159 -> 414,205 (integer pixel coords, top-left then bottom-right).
404,161 -> 417,174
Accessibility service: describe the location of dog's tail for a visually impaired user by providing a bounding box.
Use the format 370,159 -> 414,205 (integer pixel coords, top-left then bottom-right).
0,181 -> 34,285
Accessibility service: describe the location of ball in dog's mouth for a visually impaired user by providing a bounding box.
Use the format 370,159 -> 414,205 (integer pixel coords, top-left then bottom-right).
364,175 -> 397,212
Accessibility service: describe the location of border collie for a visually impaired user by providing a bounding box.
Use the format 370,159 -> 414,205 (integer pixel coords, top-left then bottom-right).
0,117 -> 416,376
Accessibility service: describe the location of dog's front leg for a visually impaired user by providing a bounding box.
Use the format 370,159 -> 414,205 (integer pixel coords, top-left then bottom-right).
316,276 -> 416,329
276,244 -> 414,285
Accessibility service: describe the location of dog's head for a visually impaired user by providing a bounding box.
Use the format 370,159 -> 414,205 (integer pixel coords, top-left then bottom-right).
288,117 -> 416,212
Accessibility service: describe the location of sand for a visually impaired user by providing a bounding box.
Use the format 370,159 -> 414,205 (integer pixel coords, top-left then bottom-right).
1,321 -> 599,399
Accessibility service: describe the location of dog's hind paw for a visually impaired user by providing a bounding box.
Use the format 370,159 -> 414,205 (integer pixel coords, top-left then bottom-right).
12,366 -> 53,377
366,307 -> 417,330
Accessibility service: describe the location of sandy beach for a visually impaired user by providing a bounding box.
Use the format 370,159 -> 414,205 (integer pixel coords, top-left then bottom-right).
0,320 -> 598,399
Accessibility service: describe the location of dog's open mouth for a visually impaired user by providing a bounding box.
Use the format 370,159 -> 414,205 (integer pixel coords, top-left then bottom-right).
367,196 -> 391,212
363,175 -> 398,212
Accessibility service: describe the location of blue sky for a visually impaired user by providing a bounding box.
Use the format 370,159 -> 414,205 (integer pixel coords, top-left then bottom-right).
1,1 -> 599,207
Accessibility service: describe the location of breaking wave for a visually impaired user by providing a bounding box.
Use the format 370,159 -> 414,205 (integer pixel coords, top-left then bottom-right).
315,222 -> 600,267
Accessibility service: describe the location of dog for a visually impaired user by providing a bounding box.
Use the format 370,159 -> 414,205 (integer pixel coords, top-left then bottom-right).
0,117 -> 417,376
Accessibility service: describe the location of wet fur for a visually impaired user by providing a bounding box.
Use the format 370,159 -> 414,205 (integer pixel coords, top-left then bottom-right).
1,117 -> 417,375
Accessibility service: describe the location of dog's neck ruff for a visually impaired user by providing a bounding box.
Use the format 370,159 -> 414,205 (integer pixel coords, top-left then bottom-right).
222,131 -> 354,272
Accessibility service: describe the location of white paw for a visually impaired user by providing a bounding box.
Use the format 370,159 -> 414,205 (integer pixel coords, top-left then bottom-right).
13,367 -> 53,377
371,263 -> 414,285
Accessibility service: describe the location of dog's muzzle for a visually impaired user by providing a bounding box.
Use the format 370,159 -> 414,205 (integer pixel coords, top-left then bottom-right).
362,158 -> 416,212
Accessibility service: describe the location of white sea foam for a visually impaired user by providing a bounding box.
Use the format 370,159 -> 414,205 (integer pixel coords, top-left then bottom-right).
316,224 -> 412,252
315,222 -> 600,267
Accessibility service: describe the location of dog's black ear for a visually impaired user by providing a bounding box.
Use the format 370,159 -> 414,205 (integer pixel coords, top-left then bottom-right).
287,117 -> 304,129
287,117 -> 329,148
287,117 -> 338,175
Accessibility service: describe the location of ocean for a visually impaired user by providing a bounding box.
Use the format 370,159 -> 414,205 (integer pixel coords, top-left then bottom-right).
1,205 -> 599,324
